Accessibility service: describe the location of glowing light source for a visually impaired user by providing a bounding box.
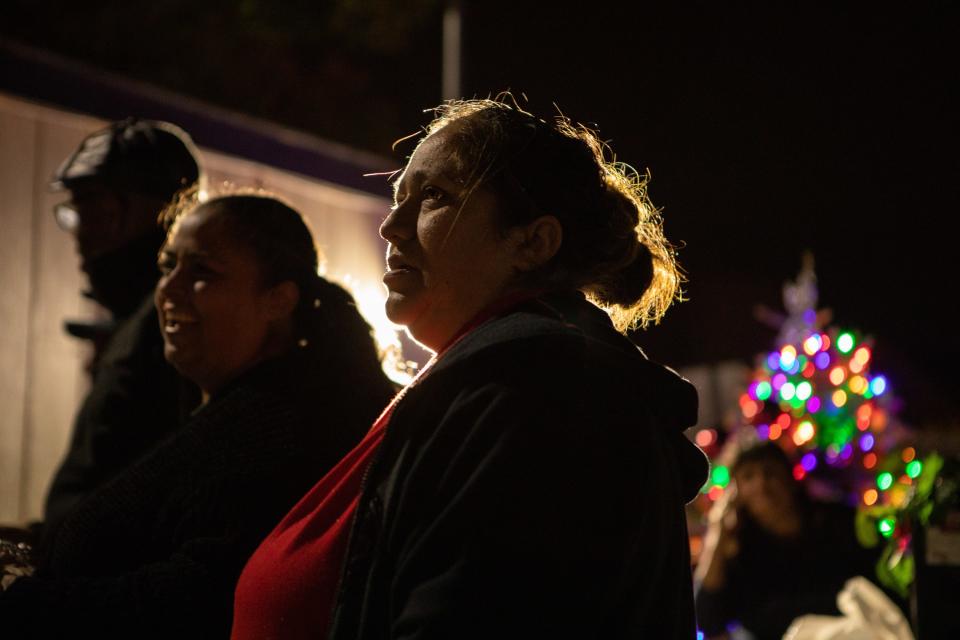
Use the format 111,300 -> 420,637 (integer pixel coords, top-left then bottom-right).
849,375 -> 868,395
863,452 -> 878,469
707,486 -> 723,501
780,345 -> 797,369
859,433 -> 875,452
856,404 -> 872,430
755,381 -> 772,401
806,396 -> 821,413
863,489 -> 878,506
878,517 -> 896,538
801,452 -> 817,471
340,276 -> 410,384
794,421 -> 815,445
780,382 -> 797,401
853,346 -> 871,365
795,381 -> 813,401
756,423 -> 770,440
772,373 -> 787,390
832,390 -> 848,407
837,332 -> 855,354
767,352 -> 781,371
906,460 -> 923,479
793,464 -> 806,481
695,429 -> 717,447
803,334 -> 822,355
849,359 -> 865,374
768,423 -> 783,440
877,472 -> 894,491
711,465 -> 730,487
870,376 -> 888,396
814,352 -> 831,370
902,447 -> 916,463
829,366 -> 846,386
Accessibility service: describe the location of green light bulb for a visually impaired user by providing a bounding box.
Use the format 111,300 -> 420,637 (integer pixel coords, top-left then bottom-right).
837,332 -> 855,354
877,472 -> 894,491
906,460 -> 922,479
711,465 -> 730,488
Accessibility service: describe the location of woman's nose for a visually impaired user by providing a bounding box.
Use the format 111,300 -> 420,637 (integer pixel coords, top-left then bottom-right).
379,201 -> 414,242
157,266 -> 187,301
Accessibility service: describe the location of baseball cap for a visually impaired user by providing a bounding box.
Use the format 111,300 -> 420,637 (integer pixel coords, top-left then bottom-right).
51,118 -> 201,199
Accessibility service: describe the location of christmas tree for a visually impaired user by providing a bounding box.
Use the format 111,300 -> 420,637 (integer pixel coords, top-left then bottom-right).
692,255 -> 942,596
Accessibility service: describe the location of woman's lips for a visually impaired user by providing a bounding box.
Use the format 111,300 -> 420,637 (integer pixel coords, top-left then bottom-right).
383,266 -> 419,288
384,253 -> 420,288
162,315 -> 199,335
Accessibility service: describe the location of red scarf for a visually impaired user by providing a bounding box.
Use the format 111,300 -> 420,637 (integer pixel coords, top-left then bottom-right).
231,290 -> 542,639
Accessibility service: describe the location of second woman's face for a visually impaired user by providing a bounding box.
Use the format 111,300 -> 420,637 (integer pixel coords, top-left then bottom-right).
379,126 -> 524,351
155,207 -> 286,395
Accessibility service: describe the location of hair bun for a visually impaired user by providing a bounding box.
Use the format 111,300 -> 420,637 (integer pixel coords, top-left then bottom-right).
587,240 -> 653,308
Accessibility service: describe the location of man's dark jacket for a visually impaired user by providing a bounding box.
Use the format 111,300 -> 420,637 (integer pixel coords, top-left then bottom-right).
44,265 -> 185,531
329,293 -> 709,640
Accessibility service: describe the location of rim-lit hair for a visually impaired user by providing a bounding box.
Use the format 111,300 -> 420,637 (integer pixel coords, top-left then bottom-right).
416,96 -> 683,332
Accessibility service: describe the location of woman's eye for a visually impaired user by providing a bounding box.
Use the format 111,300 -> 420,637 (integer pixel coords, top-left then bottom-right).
158,259 -> 176,274
422,185 -> 445,202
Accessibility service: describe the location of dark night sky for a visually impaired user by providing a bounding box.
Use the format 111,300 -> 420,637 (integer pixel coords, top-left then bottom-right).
458,3 -> 959,425
2,2 -> 957,424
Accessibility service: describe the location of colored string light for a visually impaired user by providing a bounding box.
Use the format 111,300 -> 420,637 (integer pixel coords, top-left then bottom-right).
906,460 -> 922,479
711,465 -> 730,487
837,332 -> 855,354
832,389 -> 848,407
829,366 -> 846,386
878,517 -> 896,538
877,472 -> 894,491
756,381 -> 772,401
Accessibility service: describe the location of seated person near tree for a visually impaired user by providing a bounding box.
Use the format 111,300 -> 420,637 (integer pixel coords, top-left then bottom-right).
694,442 -> 884,640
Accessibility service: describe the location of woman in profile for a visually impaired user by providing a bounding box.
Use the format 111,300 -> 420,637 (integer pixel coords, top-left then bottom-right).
234,98 -> 708,639
0,192 -> 396,638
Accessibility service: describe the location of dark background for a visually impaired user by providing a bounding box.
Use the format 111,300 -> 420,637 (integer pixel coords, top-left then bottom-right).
2,1 -> 957,426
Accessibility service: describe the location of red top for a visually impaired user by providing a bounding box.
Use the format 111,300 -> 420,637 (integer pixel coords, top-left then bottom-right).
230,291 -> 541,639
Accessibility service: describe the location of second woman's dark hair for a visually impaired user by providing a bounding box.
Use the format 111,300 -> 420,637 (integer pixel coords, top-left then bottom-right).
161,190 -> 386,382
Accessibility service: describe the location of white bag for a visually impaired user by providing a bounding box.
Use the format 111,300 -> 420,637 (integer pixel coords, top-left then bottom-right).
782,576 -> 913,640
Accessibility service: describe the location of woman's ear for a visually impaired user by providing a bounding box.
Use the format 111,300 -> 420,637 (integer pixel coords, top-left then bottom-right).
266,281 -> 301,321
511,215 -> 563,272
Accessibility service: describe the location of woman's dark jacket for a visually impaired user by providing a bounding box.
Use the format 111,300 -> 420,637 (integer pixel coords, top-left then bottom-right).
328,293 -> 709,640
1,349 -> 395,639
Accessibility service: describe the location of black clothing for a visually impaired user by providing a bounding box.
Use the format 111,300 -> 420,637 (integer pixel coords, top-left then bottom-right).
43,293 -> 186,531
695,502 -> 880,640
329,292 -> 708,640
80,229 -> 165,317
3,350 -> 395,639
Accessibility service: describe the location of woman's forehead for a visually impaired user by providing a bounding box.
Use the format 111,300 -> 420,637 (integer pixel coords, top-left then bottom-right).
166,206 -> 237,253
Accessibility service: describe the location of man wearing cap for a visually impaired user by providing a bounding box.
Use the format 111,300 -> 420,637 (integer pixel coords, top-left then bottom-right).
43,118 -> 201,532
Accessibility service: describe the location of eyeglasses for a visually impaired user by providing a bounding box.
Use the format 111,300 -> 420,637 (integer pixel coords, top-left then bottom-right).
53,201 -> 81,233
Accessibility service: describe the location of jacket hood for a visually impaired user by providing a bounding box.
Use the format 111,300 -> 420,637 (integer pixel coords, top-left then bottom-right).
632,357 -> 710,504
436,290 -> 710,504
